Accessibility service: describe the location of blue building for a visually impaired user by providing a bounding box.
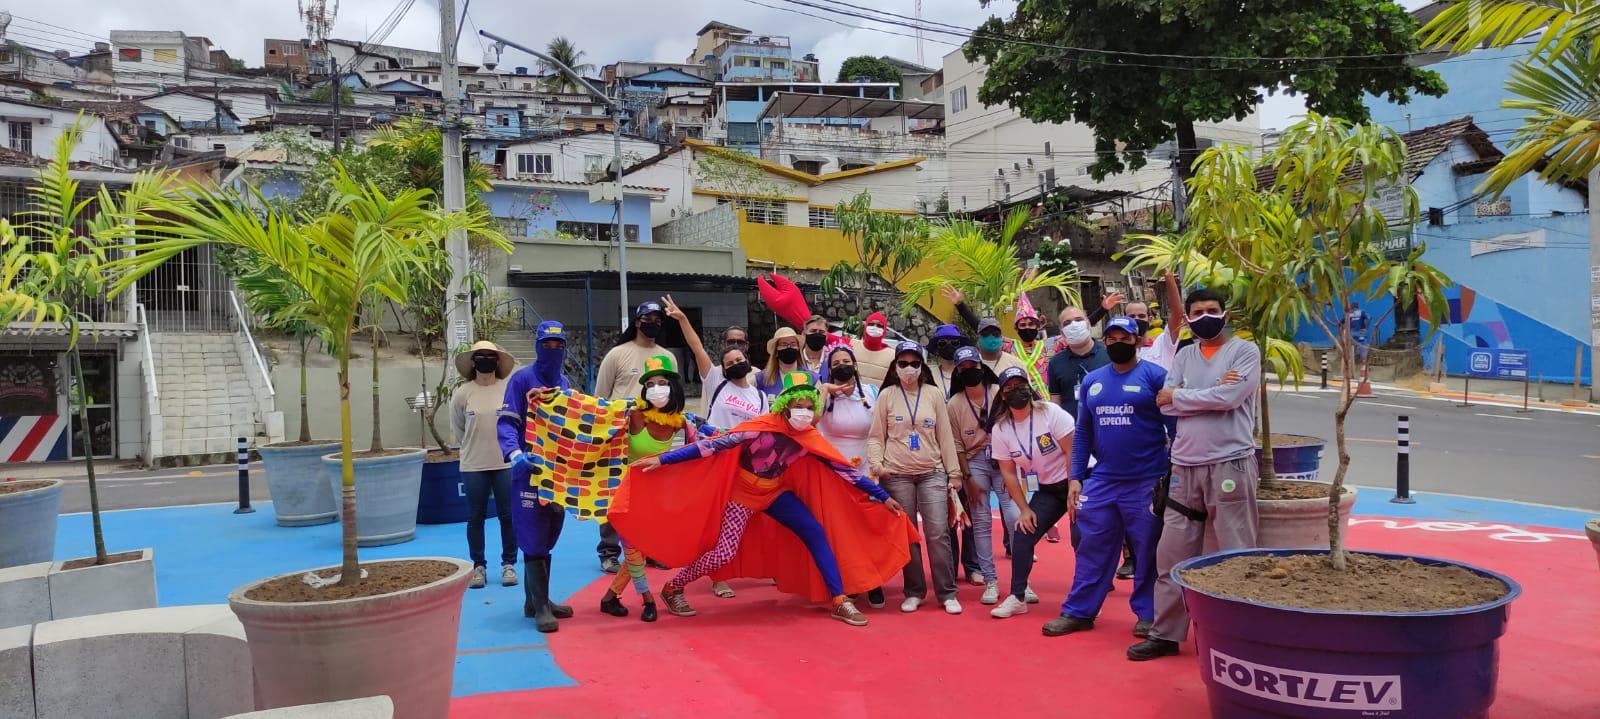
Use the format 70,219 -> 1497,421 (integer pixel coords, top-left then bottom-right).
482,178 -> 663,244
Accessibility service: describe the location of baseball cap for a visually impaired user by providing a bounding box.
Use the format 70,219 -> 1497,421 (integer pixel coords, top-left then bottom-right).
1104,316 -> 1140,339
953,346 -> 982,367
931,323 -> 963,341
634,301 -> 664,319
977,317 -> 1002,334
997,366 -> 1031,390
535,320 -> 565,343
894,340 -> 924,358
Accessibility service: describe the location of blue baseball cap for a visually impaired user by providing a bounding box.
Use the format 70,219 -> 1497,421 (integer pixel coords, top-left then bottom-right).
635,301 -> 664,318
953,346 -> 982,367
997,366 -> 1032,391
1104,316 -> 1140,339
931,323 -> 963,340
535,320 -> 566,344
894,340 -> 924,358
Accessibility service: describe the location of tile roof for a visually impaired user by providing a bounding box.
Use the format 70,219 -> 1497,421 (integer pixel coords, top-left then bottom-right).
1254,116 -> 1500,188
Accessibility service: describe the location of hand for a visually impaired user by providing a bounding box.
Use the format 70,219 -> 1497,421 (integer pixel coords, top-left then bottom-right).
630,456 -> 662,472
940,285 -> 964,305
661,295 -> 687,324
1101,292 -> 1125,311
1156,387 -> 1175,406
1218,369 -> 1243,386
883,498 -> 906,516
1067,480 -> 1082,525
1016,508 -> 1038,535
510,451 -> 534,474
818,382 -> 841,396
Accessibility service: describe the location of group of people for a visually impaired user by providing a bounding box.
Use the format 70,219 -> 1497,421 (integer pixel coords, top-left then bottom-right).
446,271 -> 1267,661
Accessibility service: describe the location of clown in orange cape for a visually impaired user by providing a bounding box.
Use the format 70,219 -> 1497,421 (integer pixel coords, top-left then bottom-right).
612,371 -> 918,626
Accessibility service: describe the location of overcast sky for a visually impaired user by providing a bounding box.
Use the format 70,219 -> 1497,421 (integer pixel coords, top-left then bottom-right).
7,0 -> 1420,129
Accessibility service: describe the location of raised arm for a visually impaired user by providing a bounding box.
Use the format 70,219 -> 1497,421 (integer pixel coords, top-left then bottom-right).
497,374 -> 533,461
657,431 -> 756,465
1171,345 -> 1261,413
664,295 -> 713,380
1161,270 -> 1184,336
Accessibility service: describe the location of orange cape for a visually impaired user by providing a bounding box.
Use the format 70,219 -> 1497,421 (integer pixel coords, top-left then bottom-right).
607,413 -> 920,602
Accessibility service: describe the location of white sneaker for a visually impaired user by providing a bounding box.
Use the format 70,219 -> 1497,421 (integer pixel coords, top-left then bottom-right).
500,564 -> 518,587
981,581 -> 1000,605
990,595 -> 1029,618
469,565 -> 486,589
967,571 -> 985,586
900,597 -> 922,613
943,598 -> 963,615
1024,586 -> 1040,604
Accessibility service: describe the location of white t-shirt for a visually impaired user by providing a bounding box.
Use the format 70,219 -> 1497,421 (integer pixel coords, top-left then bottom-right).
700,365 -> 767,430
819,383 -> 879,467
1139,330 -> 1181,371
989,402 -> 1076,485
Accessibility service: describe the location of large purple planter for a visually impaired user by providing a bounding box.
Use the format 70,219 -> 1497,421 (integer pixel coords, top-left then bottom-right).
1174,548 -> 1519,719
1255,435 -> 1325,481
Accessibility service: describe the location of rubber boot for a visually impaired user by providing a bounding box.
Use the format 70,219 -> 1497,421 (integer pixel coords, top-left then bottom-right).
527,557 -> 559,633
543,556 -> 574,619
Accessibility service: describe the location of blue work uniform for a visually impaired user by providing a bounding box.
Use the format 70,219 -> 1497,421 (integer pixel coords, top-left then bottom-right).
497,355 -> 570,559
1060,360 -> 1175,622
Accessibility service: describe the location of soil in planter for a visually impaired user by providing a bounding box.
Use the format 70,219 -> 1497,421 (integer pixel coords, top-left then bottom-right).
244,559 -> 457,603
1181,552 -> 1509,612
60,550 -> 145,571
424,448 -> 460,463
0,480 -> 53,495
1258,479 -> 1350,501
1255,433 -> 1322,447
351,448 -> 420,460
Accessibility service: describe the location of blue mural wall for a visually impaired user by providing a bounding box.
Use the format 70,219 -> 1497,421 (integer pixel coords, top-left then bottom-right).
481,184 -> 656,244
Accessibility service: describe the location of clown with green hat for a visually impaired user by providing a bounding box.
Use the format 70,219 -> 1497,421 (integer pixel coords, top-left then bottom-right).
611,363 -> 919,627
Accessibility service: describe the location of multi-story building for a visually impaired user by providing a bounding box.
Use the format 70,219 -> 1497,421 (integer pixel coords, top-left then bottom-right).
705,81 -> 903,152
604,62 -> 713,140
492,129 -> 662,184
109,31 -> 214,83
262,39 -> 311,76
687,21 -> 819,83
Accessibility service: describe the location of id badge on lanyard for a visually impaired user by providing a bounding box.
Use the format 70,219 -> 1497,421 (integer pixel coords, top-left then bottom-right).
1022,470 -> 1040,492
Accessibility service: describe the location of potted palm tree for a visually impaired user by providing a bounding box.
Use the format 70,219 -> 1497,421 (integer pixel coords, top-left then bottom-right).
115,165 -> 495,716
1168,115 -> 1517,719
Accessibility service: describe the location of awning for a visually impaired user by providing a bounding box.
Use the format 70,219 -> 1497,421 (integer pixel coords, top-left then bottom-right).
788,153 -> 829,164
757,92 -> 944,121
505,271 -> 757,293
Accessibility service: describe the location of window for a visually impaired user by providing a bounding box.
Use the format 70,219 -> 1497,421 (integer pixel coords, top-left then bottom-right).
282,44 -> 299,56
173,136 -> 189,148
516,153 -> 553,175
394,96 -> 407,108
143,119 -> 157,130
583,154 -> 605,173
379,73 -> 389,80
522,82 -> 532,90
411,73 -> 418,82
8,122 -> 32,154
792,160 -> 822,175
267,48 -> 277,55
372,61 -> 384,70
807,206 -> 838,228
0,50 -> 11,63
717,197 -> 786,225
557,221 -> 639,242
212,144 -> 226,151
154,48 -> 178,64
950,86 -> 968,113
727,122 -> 760,144
495,114 -> 510,127
118,47 -> 141,62
420,75 -> 430,85
400,57 -> 414,67
495,217 -> 529,237
769,60 -> 786,70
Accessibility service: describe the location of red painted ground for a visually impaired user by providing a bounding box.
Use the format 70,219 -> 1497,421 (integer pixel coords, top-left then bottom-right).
451,517 -> 1599,718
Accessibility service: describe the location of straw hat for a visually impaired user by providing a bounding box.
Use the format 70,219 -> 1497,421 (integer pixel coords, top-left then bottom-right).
766,326 -> 800,356
455,340 -> 515,380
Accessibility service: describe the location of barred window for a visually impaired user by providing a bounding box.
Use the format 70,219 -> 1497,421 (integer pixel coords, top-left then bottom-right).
717,198 -> 786,225
807,206 -> 837,228
495,217 -> 529,238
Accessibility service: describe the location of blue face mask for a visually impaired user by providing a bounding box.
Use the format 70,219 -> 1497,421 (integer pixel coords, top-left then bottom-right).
534,342 -> 566,384
978,335 -> 1004,352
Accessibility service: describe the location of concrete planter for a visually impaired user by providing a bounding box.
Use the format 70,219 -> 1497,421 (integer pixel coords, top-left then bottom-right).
228,558 -> 472,719
0,561 -> 52,627
0,479 -> 63,569
1587,519 -> 1600,572
260,442 -> 342,527
47,548 -> 158,621
225,697 -> 394,718
1258,482 -> 1359,549
321,449 -> 425,547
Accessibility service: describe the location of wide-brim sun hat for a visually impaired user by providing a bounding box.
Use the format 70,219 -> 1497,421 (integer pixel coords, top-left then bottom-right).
455,340 -> 515,380
766,326 -> 800,356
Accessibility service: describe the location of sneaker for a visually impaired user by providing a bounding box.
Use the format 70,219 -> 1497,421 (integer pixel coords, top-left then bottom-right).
1042,615 -> 1095,636
1024,586 -> 1040,604
501,564 -> 518,587
990,595 -> 1029,618
1115,559 -> 1135,580
1127,638 -> 1181,661
832,600 -> 868,626
662,588 -> 696,617
711,581 -> 736,598
469,565 -> 487,589
980,581 -> 1000,605
900,597 -> 922,613
1133,619 -> 1153,638
600,557 -> 621,574
867,588 -> 886,609
943,598 -> 963,615
967,571 -> 985,586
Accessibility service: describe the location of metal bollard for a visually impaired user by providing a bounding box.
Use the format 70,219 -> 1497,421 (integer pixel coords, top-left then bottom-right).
1518,373 -> 1532,413
233,436 -> 255,514
1319,351 -> 1329,390
1390,415 -> 1414,504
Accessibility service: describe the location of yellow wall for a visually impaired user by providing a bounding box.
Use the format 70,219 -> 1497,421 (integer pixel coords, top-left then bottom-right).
736,215 -> 958,321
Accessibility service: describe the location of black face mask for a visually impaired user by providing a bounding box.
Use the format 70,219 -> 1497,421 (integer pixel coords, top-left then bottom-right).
1106,341 -> 1138,364
472,356 -> 498,375
932,341 -> 959,360
1189,314 -> 1227,341
637,322 -> 662,340
956,367 -> 984,386
805,332 -> 827,351
830,364 -> 856,382
724,361 -> 752,380
1004,388 -> 1032,409
776,347 -> 802,365
1135,319 -> 1152,338
1016,328 -> 1039,342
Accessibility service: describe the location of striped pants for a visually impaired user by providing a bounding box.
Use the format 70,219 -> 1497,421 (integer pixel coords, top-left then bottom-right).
666,492 -> 845,598
607,544 -> 652,597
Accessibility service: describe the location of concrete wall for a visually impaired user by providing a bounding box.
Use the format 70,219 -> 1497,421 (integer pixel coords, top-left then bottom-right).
501,135 -> 662,184
273,363 -> 452,451
654,204 -> 739,248
0,103 -> 120,167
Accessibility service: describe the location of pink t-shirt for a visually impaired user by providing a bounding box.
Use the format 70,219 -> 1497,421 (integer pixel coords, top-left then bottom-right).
988,402 -> 1075,485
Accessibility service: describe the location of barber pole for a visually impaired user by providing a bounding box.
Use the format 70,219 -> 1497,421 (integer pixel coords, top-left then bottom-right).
1390,415 -> 1414,504
0,416 -> 70,462
234,437 -> 255,515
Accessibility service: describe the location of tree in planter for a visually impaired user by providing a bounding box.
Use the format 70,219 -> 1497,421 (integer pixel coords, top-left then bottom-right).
902,206 -> 1080,316
115,166 -> 493,584
820,191 -> 929,317
1170,114 -> 1451,569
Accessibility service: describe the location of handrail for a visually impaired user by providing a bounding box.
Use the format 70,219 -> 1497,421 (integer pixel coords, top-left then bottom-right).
228,291 -> 276,399
490,296 -> 543,332
134,303 -> 160,411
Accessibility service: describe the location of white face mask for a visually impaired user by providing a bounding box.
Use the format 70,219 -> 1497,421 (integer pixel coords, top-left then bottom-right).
864,326 -> 886,338
787,408 -> 814,431
1061,319 -> 1091,344
644,385 -> 671,408
897,365 -> 922,383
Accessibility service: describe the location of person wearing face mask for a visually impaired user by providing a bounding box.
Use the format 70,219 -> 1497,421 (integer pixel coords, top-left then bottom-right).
761,327 -> 807,394
1001,294 -> 1061,399
817,344 -> 878,470
1129,271 -> 1186,372
451,341 -> 519,592
593,301 -> 672,574
1048,317 -> 1175,640
618,372 -> 913,626
1046,306 -> 1111,418
987,367 -> 1077,620
946,346 -> 1017,605
696,326 -> 761,416
499,322 -> 577,632
800,315 -> 833,376
1134,288 -> 1261,662
853,312 -> 895,386
975,317 -> 1026,377
868,341 -> 967,615
925,323 -> 966,396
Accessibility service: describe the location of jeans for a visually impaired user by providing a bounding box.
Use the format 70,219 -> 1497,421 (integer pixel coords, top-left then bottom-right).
966,454 -> 1019,582
948,490 -> 981,579
463,468 -> 517,567
883,471 -> 957,602
1009,481 -> 1070,602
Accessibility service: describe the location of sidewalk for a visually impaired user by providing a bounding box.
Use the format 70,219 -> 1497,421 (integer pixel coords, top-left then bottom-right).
1274,372 -> 1600,413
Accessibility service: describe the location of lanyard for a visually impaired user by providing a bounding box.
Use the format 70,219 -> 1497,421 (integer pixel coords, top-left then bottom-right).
965,388 -> 989,429
899,384 -> 922,425
1009,410 -> 1035,461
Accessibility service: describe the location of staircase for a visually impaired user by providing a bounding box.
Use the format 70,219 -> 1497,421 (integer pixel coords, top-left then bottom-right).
150,332 -> 269,459
497,334 -> 538,368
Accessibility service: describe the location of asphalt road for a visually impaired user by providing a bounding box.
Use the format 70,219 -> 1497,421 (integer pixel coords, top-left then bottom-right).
31,385 -> 1599,515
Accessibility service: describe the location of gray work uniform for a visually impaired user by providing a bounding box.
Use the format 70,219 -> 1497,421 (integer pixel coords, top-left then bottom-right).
1152,336 -> 1262,643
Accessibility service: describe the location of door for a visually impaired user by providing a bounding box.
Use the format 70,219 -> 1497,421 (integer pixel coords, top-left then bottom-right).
66,352 -> 116,459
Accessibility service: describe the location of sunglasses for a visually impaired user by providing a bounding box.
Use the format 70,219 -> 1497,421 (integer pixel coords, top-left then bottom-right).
895,360 -> 923,369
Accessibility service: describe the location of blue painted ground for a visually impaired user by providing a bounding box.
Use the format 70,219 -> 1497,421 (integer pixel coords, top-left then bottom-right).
53,487 -> 1594,698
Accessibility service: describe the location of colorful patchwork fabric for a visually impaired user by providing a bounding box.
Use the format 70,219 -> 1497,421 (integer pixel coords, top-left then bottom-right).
522,389 -> 633,522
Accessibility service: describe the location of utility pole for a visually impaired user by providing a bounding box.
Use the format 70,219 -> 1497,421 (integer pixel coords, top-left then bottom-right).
441,0 -> 473,349
330,63 -> 343,154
